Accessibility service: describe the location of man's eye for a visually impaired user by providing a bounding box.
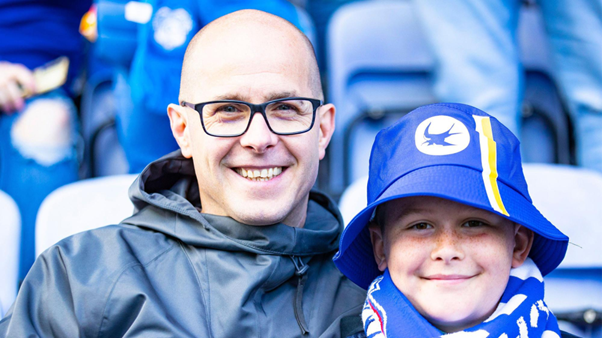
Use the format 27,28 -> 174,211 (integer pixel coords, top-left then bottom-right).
463,220 -> 486,228
217,105 -> 240,113
274,103 -> 299,112
410,223 -> 431,230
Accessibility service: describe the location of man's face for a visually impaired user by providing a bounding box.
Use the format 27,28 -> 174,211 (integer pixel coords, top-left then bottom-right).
171,20 -> 334,228
371,196 -> 523,333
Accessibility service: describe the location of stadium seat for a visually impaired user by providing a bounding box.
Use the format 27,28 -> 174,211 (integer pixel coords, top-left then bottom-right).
326,0 -> 571,197
0,190 -> 20,317
326,0 -> 436,196
523,164 -> 602,337
80,67 -> 129,177
518,5 -> 572,165
35,174 -> 137,257
338,163 -> 602,337
338,175 -> 368,227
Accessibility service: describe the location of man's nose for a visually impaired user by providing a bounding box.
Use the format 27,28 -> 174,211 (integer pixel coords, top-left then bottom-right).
239,112 -> 279,153
430,229 -> 465,263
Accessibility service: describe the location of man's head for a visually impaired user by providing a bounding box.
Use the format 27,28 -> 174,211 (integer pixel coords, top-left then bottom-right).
167,10 -> 334,228
369,195 -> 533,332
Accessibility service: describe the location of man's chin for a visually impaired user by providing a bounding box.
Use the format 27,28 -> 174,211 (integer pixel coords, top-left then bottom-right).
232,213 -> 286,227
229,205 -> 289,227
224,192 -> 309,227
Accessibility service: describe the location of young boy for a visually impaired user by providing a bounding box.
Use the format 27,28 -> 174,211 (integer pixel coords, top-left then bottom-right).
334,103 -> 570,337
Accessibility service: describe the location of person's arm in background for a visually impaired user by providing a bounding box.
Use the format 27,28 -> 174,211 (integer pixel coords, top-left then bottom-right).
0,62 -> 35,114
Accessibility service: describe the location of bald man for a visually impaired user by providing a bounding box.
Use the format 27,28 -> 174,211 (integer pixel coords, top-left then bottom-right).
0,10 -> 366,338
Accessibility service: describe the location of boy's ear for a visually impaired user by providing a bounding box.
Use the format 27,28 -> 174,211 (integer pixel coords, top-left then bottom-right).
369,222 -> 388,272
167,103 -> 193,158
511,224 -> 534,268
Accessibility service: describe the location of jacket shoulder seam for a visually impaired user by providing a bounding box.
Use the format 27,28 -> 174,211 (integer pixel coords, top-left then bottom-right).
94,244 -> 176,338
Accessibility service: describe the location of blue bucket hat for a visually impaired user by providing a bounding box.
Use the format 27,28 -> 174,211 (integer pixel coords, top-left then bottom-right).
333,103 -> 569,289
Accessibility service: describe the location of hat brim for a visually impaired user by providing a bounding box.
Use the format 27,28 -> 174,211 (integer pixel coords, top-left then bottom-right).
334,164 -> 569,289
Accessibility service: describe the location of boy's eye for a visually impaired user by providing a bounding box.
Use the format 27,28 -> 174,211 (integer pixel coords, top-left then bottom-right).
463,220 -> 486,228
410,222 -> 432,230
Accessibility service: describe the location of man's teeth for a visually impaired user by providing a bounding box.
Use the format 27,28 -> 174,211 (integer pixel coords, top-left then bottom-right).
236,167 -> 283,181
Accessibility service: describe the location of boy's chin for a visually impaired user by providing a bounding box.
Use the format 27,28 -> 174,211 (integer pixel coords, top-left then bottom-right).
420,305 -> 490,333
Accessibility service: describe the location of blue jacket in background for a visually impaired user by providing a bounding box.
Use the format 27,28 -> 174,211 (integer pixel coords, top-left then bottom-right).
0,0 -> 92,93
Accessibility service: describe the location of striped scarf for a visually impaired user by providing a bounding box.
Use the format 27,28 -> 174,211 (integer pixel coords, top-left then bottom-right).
362,258 -> 561,337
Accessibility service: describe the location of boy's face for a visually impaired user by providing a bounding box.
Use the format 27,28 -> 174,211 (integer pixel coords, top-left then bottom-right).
369,196 -> 533,333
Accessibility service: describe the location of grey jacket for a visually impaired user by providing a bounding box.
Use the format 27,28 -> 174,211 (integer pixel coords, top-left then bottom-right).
0,152 -> 365,337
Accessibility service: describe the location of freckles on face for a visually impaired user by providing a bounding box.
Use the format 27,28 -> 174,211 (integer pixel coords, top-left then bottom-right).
380,196 -> 516,333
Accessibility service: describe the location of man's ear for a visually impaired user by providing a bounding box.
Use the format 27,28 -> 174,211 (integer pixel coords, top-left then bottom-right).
369,222 -> 388,272
317,103 -> 335,160
511,224 -> 535,268
167,103 -> 193,158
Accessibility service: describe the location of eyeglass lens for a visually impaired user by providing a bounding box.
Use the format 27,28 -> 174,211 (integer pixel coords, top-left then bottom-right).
202,99 -> 314,136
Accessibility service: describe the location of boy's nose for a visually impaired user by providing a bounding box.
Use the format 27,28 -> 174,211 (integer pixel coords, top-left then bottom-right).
239,112 -> 279,153
430,230 -> 465,262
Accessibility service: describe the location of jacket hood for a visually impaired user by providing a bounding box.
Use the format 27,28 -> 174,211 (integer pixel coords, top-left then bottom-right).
123,150 -> 343,257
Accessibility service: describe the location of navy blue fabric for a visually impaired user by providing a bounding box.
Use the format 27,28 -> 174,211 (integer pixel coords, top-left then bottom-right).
0,0 -> 92,92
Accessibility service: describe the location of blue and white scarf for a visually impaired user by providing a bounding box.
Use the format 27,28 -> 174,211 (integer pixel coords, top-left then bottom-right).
362,258 -> 561,337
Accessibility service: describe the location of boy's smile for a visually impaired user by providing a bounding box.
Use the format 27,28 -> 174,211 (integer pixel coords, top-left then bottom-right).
370,195 -> 533,333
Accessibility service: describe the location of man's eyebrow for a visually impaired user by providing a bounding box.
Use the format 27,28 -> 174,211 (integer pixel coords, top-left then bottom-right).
264,91 -> 297,101
212,91 -> 298,102
213,93 -> 251,101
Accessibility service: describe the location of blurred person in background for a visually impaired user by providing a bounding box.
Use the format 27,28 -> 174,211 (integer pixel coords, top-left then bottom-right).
414,0 -> 602,171
0,0 -> 91,282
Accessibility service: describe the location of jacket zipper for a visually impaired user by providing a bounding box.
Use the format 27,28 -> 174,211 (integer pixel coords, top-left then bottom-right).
291,256 -> 310,335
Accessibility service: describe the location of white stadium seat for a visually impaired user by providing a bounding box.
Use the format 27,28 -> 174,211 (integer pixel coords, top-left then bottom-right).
35,174 -> 137,257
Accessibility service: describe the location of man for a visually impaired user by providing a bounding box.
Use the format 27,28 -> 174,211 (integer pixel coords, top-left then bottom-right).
0,10 -> 365,337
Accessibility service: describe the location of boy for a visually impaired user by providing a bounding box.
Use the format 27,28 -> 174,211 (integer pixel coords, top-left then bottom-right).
334,103 -> 571,337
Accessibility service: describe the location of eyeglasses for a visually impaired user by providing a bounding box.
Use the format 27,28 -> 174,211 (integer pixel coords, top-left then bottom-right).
180,97 -> 323,137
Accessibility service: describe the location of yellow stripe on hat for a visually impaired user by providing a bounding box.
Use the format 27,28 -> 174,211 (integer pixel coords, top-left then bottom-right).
473,115 -> 509,216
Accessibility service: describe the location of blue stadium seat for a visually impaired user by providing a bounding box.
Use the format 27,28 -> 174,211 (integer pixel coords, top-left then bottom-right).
326,0 -> 435,196
80,65 -> 129,177
0,190 -> 20,317
325,0 -> 571,197
518,4 -> 572,165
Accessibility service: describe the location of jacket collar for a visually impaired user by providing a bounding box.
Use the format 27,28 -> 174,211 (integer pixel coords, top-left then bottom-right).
123,150 -> 343,256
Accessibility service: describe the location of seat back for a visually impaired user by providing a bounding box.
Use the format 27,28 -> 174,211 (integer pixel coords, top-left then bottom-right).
80,68 -> 129,177
326,0 -> 435,196
35,174 -> 137,257
523,164 -> 602,337
0,191 -> 20,317
326,1 -> 571,197
518,5 -> 572,165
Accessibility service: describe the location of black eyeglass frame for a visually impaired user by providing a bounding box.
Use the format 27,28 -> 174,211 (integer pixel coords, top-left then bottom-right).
180,97 -> 323,137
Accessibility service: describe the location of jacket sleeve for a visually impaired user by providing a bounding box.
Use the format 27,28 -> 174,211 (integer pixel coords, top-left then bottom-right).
0,246 -> 95,337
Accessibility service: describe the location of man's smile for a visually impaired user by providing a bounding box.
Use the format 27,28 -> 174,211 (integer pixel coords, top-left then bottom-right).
234,166 -> 284,181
